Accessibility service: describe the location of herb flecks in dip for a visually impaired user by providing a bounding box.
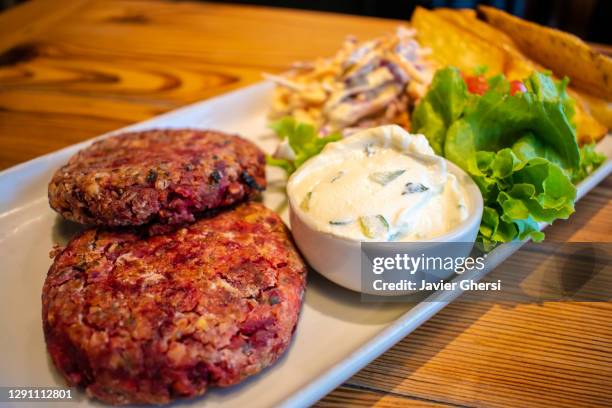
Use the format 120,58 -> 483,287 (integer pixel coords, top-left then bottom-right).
287,125 -> 469,241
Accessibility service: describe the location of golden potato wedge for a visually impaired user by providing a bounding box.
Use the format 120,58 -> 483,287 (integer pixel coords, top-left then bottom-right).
570,90 -> 608,144
575,91 -> 612,129
434,8 -> 517,53
478,5 -> 612,99
411,7 -> 506,74
432,8 -> 540,79
456,9 -> 476,18
429,8 -> 607,142
411,7 -> 607,142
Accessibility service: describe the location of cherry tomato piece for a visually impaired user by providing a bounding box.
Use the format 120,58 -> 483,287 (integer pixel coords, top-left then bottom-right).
461,73 -> 489,95
510,80 -> 527,95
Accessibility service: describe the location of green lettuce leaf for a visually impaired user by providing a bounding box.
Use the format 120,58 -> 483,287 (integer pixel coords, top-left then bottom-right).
266,117 -> 342,175
572,143 -> 606,183
412,68 -> 469,155
412,67 -> 601,248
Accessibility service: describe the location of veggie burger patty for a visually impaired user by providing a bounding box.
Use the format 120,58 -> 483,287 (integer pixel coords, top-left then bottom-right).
42,202 -> 307,405
48,129 -> 266,227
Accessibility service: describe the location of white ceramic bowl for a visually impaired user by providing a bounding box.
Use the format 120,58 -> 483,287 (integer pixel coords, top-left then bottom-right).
288,160 -> 484,294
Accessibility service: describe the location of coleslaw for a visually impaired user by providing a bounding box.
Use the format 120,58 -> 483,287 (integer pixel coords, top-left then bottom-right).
265,26 -> 434,137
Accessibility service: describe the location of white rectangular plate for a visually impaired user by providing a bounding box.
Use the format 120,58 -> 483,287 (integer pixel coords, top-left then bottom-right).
1,82 -> 611,408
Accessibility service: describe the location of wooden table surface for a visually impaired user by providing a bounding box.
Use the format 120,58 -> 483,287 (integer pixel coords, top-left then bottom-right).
1,1 -> 610,407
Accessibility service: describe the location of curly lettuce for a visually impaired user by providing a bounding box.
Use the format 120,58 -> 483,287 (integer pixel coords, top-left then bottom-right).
413,67 -> 605,248
266,117 -> 341,175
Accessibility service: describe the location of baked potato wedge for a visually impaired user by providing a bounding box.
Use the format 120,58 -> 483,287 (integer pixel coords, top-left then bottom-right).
419,7 -> 608,143
478,5 -> 612,99
411,7 -> 506,74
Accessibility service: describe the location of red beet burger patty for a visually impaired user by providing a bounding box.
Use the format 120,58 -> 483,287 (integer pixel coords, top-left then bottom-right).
42,202 -> 307,405
48,129 -> 266,227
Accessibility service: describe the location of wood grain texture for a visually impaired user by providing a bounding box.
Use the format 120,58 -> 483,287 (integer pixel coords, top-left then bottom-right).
0,1 -> 610,407
0,0 -> 398,168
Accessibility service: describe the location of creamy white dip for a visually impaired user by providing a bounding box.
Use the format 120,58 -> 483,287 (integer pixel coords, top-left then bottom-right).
287,125 -> 469,241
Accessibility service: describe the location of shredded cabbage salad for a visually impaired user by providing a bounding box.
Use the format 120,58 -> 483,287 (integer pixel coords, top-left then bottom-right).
265,27 -> 433,137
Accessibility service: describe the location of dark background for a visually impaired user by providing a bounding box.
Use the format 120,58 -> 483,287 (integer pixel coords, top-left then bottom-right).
1,0 -> 610,43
